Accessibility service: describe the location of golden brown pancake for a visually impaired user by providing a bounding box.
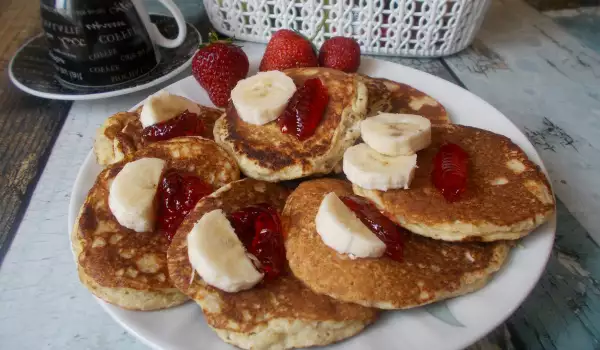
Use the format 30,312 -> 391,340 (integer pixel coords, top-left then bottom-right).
214,67 -> 368,181
356,74 -> 450,124
167,178 -> 377,349
94,104 -> 222,166
283,178 -> 511,309
354,124 -> 555,242
72,137 -> 240,310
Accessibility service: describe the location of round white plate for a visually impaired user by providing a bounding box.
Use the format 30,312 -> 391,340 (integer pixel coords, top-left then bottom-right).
68,49 -> 556,350
9,15 -> 200,101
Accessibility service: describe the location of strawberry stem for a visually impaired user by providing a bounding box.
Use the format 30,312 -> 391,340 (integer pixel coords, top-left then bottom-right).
199,31 -> 234,48
309,16 -> 326,42
209,31 -> 220,43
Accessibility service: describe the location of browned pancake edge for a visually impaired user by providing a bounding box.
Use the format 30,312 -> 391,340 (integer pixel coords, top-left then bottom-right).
73,137 -> 240,310
284,178 -> 511,309
355,124 -> 555,242
357,74 -> 450,124
214,67 -> 368,181
167,178 -> 378,334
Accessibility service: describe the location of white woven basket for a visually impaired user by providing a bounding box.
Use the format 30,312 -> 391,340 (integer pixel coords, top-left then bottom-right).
203,0 -> 491,57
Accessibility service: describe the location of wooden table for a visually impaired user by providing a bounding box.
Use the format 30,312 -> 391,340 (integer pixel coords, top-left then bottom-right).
1,0 -> 599,349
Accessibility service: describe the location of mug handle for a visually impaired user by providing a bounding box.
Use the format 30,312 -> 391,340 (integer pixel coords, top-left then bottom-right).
131,0 -> 187,49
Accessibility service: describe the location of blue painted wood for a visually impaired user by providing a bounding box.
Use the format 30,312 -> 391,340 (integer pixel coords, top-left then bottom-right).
505,199 -> 600,350
524,0 -> 600,11
1,1 -> 598,349
440,1 -> 600,347
443,0 -> 600,246
547,7 -> 600,55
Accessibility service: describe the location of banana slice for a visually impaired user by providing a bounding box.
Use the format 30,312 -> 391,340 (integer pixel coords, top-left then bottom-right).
187,209 -> 263,292
343,143 -> 417,191
361,113 -> 431,156
230,71 -> 297,125
140,91 -> 202,128
108,158 -> 166,232
315,192 -> 386,258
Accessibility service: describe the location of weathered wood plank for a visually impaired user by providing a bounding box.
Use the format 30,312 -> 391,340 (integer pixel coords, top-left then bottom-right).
0,0 -> 71,261
443,0 -> 600,245
524,0 -> 600,11
0,0 -> 207,263
367,55 -> 461,84
505,199 -> 600,350
442,0 -> 600,348
465,207 -> 600,350
546,6 -> 600,54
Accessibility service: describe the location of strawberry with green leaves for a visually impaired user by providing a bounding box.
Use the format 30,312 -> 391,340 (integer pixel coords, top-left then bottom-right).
191,32 -> 249,107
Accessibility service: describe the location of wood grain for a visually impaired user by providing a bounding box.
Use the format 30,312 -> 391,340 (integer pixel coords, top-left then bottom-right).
524,0 -> 600,11
505,199 -> 600,350
0,0 -> 211,262
440,0 -> 600,348
546,7 -> 600,54
0,0 -> 71,260
0,0 -> 211,261
0,1 -> 598,350
444,0 -> 600,245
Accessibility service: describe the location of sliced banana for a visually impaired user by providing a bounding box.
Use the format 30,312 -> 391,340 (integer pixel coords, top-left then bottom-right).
343,143 -> 417,191
315,192 -> 386,258
361,113 -> 431,156
230,71 -> 297,125
109,158 -> 166,232
140,91 -> 202,128
187,209 -> 263,293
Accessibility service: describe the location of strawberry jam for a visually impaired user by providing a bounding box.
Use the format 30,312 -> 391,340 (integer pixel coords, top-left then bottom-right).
278,78 -> 329,140
142,110 -> 204,143
228,204 -> 285,280
340,195 -> 404,261
157,170 -> 213,241
432,143 -> 469,202
227,204 -> 269,248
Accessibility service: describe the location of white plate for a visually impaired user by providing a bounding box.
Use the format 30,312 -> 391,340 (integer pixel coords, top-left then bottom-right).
68,50 -> 556,350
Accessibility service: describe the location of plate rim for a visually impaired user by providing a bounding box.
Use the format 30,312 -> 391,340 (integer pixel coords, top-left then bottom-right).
67,56 -> 556,350
8,16 -> 201,101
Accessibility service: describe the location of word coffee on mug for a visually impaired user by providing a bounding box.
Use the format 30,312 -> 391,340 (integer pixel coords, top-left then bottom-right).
40,0 -> 186,87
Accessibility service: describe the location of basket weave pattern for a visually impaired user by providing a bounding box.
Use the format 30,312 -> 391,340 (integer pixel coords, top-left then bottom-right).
204,0 -> 491,57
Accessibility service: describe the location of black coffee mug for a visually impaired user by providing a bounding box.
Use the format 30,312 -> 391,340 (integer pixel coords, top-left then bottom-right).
40,0 -> 186,87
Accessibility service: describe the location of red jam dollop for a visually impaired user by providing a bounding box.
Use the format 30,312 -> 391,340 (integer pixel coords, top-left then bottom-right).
142,110 -> 205,143
278,78 -> 329,141
432,143 -> 469,202
228,204 -> 285,280
340,195 -> 405,261
157,170 -> 213,241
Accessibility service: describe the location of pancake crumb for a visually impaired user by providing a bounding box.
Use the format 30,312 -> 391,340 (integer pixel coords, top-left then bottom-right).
109,234 -> 122,244
491,177 -> 509,185
507,159 -> 526,173
92,237 -> 106,248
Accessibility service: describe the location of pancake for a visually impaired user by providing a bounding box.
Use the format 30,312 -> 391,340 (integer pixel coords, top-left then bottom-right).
214,67 -> 368,182
283,178 -> 511,309
356,74 -> 450,124
354,124 -> 555,242
72,137 -> 240,310
167,178 -> 377,349
94,103 -> 222,166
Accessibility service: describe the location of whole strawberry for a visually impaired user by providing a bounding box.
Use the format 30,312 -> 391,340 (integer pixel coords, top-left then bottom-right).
192,33 -> 249,107
319,37 -> 361,73
259,29 -> 318,72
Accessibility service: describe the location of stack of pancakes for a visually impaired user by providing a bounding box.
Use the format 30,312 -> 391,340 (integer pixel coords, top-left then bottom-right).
72,67 -> 555,349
